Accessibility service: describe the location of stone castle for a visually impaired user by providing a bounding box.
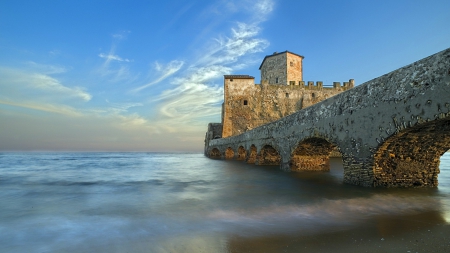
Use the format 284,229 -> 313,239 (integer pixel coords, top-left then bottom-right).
205,50 -> 354,150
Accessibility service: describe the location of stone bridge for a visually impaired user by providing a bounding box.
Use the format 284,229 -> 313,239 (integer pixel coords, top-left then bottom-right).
205,48 -> 450,187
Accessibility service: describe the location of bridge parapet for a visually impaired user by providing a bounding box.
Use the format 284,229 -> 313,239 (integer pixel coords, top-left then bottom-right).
207,47 -> 450,187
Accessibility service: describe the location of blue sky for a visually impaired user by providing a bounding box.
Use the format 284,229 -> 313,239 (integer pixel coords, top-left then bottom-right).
0,0 -> 449,152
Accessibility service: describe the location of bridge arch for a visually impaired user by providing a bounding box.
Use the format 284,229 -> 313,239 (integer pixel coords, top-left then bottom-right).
290,137 -> 340,171
237,146 -> 246,161
225,147 -> 235,160
257,144 -> 281,165
247,145 -> 258,164
209,148 -> 222,159
373,118 -> 450,187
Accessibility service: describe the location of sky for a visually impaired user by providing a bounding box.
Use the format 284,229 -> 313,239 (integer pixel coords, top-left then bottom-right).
0,0 -> 449,152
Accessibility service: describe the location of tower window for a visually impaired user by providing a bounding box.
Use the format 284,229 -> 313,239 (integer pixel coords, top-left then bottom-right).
275,77 -> 279,83
290,61 -> 293,67
230,79 -> 233,82
243,100 -> 248,105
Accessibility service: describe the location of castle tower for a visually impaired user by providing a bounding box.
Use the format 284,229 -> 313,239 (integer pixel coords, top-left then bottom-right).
222,75 -> 255,138
259,51 -> 304,85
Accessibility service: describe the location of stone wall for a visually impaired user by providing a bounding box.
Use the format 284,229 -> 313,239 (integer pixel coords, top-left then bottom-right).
205,47 -> 450,188
222,77 -> 353,137
286,52 -> 303,84
259,51 -> 303,85
204,123 -> 223,155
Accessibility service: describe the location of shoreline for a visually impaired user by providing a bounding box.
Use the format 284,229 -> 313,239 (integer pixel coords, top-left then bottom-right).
225,211 -> 450,253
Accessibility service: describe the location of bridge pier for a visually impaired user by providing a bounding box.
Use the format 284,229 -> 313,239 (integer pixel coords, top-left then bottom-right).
255,145 -> 281,165
205,47 -> 450,188
246,145 -> 257,164
342,156 -> 374,187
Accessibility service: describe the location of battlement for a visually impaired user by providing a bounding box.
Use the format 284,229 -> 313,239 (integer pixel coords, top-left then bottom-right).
299,79 -> 354,91
216,50 -> 354,138
224,75 -> 255,80
262,79 -> 355,91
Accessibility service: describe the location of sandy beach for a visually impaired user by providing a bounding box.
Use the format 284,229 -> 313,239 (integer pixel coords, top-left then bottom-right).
226,211 -> 450,253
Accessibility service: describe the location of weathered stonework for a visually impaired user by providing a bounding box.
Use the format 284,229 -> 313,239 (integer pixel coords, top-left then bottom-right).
204,123 -> 223,155
259,51 -> 304,85
204,47 -> 450,188
221,51 -> 353,138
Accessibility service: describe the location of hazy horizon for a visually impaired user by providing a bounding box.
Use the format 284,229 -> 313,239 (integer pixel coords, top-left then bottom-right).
1,0 -> 449,152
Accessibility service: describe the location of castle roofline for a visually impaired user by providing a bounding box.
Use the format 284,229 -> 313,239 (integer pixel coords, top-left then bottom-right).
224,75 -> 255,79
258,51 -> 305,70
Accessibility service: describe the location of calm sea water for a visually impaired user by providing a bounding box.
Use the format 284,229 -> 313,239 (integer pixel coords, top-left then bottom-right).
0,152 -> 449,252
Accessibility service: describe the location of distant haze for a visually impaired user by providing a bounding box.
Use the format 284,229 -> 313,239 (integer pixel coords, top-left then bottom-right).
1,0 -> 449,152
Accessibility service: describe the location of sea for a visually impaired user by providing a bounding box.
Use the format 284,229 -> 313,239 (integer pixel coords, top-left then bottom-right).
0,152 -> 449,253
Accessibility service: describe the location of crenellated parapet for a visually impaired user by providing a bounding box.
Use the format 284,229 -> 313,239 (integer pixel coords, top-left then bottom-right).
220,50 -> 354,138
204,47 -> 450,188
292,79 -> 355,91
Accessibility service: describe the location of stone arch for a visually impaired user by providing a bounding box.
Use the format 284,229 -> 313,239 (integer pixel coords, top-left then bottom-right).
373,118 -> 450,187
247,145 -> 257,164
225,147 -> 235,160
237,146 -> 246,161
257,145 -> 281,165
209,148 -> 221,159
290,137 -> 338,171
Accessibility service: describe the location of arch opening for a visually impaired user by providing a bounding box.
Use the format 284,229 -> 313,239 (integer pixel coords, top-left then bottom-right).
373,118 -> 450,187
257,145 -> 281,165
237,146 -> 247,161
290,137 -> 338,171
225,147 -> 235,160
209,148 -> 221,159
247,145 -> 257,164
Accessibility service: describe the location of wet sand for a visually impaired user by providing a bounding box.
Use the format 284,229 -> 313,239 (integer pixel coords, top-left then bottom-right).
226,211 -> 450,253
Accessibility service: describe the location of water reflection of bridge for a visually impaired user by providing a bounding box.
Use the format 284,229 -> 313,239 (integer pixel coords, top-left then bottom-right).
205,48 -> 450,187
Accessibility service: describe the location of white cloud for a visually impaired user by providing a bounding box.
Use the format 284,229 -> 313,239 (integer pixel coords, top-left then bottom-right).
0,67 -> 92,102
105,101 -> 144,114
112,30 -> 131,40
131,60 -> 185,92
143,0 -> 273,134
0,0 -> 275,152
97,37 -> 136,83
31,73 -> 92,101
0,99 -> 83,117
99,53 -> 131,62
254,0 -> 274,16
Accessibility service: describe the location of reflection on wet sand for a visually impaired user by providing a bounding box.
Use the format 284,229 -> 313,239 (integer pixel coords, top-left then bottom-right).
225,211 -> 449,253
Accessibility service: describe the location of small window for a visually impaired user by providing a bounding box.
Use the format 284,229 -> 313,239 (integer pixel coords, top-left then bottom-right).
275,77 -> 279,83
290,61 -> 294,67
312,93 -> 315,98
230,79 -> 233,82
286,93 -> 289,98
243,100 -> 248,105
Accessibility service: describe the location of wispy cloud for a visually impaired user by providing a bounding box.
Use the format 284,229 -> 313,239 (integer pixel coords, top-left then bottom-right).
254,0 -> 274,16
0,0 -> 275,152
97,32 -> 136,83
145,0 -> 273,134
31,73 -> 92,101
105,101 -> 144,114
0,67 -> 92,102
112,30 -> 131,40
0,99 -> 83,117
131,60 -> 184,92
98,53 -> 131,62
